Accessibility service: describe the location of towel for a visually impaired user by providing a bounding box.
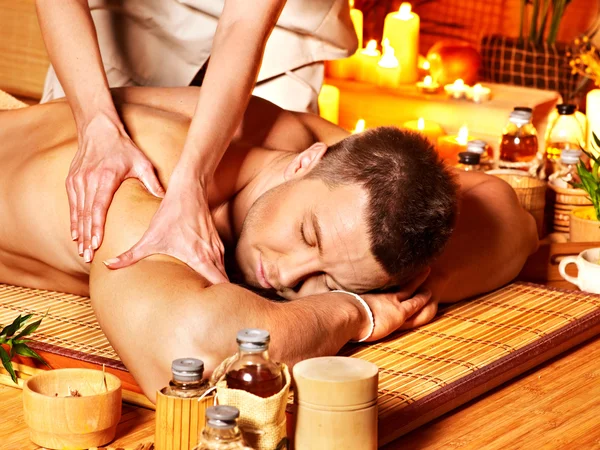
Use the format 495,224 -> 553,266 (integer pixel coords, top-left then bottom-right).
0,89 -> 28,110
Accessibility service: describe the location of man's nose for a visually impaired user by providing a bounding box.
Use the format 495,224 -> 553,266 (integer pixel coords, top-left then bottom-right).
278,252 -> 321,290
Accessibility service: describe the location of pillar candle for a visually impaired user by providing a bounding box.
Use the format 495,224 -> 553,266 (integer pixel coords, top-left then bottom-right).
349,0 -> 363,50
403,117 -> 446,142
377,39 -> 401,89
318,84 -> 340,125
326,55 -> 358,80
436,124 -> 475,164
356,40 -> 381,84
382,3 -> 419,84
586,89 -> 600,158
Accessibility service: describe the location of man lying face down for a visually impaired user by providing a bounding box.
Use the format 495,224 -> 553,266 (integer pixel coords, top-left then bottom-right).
0,87 -> 538,401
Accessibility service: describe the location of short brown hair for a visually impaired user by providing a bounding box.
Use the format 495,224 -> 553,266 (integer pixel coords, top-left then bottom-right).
308,126 -> 458,283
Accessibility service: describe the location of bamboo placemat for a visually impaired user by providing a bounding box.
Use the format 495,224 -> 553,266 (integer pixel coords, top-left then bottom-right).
1,282 -> 599,445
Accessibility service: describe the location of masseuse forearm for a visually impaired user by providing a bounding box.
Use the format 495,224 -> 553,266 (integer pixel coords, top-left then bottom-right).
36,0 -> 116,127
176,1 -> 285,179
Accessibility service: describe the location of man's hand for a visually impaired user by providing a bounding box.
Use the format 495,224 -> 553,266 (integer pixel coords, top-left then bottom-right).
69,112 -> 165,261
356,269 -> 436,342
102,171 -> 229,285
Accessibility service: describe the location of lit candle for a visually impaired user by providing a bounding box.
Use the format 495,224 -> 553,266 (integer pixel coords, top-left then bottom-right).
436,124 -> 475,164
382,2 -> 420,84
416,75 -> 440,94
377,39 -> 401,89
444,78 -> 468,99
352,119 -> 366,134
356,40 -> 381,84
403,117 -> 446,142
318,84 -> 340,125
587,89 -> 600,158
467,84 -> 492,103
349,0 -> 363,50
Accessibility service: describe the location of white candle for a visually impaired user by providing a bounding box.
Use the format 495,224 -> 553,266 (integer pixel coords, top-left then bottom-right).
587,89 -> 600,158
416,75 -> 440,94
318,84 -> 340,125
468,84 -> 492,103
377,39 -> 401,89
349,0 -> 363,50
437,124 -> 474,164
382,2 -> 420,84
444,78 -> 468,99
352,119 -> 366,134
356,40 -> 381,84
403,117 -> 446,142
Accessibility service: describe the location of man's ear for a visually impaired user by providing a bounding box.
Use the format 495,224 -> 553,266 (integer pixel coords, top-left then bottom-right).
284,142 -> 328,180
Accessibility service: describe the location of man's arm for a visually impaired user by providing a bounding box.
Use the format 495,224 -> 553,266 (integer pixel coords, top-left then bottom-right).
429,171 -> 539,303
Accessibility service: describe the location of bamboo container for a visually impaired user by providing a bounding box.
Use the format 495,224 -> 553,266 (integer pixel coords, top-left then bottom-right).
154,389 -> 214,450
549,181 -> 593,234
22,368 -> 122,449
570,206 -> 600,242
292,357 -> 379,450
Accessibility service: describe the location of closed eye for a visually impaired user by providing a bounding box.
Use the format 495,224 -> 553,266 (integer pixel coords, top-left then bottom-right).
300,222 -> 310,247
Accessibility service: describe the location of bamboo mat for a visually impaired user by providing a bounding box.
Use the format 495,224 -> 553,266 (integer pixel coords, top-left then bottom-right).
1,282 -> 600,446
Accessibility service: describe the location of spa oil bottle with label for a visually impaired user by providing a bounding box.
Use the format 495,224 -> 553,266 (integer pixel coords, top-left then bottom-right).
225,329 -> 283,398
193,406 -> 252,450
162,358 -> 210,398
499,107 -> 539,164
544,104 -> 586,178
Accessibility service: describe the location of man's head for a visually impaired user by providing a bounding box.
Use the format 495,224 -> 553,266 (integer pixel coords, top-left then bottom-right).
235,126 -> 458,298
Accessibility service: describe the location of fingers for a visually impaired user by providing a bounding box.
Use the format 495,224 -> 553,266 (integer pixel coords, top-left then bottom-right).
103,244 -> 146,270
137,162 -> 165,198
400,299 -> 439,330
91,172 -> 121,252
397,267 -> 431,299
66,178 -> 78,241
398,289 -> 432,323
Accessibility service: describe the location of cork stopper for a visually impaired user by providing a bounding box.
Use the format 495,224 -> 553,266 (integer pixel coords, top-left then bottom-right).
293,357 -> 378,409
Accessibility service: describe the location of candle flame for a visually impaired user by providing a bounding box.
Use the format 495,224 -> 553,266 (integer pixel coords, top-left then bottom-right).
398,2 -> 412,19
473,83 -> 483,91
423,61 -> 430,71
423,75 -> 433,86
366,40 -> 377,52
417,118 -> 425,130
378,38 -> 399,68
457,125 -> 469,146
454,79 -> 465,88
353,119 -> 366,134
349,0 -> 354,8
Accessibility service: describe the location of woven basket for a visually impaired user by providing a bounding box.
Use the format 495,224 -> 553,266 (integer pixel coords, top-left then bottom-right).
491,172 -> 547,237
547,181 -> 592,235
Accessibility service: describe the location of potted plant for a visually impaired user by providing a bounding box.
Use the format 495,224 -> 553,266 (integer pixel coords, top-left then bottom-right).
569,138 -> 600,242
480,0 -> 580,100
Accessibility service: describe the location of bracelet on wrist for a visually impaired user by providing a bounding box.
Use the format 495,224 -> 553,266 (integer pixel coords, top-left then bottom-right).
331,290 -> 375,343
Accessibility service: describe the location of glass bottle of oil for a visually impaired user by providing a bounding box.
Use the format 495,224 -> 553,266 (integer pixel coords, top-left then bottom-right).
499,108 -> 539,163
194,406 -> 252,450
225,329 -> 283,398
456,152 -> 481,172
544,104 -> 586,178
548,149 -> 581,188
162,358 -> 210,398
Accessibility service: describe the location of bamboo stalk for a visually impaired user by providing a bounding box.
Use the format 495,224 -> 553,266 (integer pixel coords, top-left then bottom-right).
519,0 -> 527,41
537,0 -> 552,46
548,0 -> 566,45
529,0 -> 540,43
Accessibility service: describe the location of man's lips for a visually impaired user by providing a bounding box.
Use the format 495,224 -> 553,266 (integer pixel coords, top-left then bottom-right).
257,254 -> 273,289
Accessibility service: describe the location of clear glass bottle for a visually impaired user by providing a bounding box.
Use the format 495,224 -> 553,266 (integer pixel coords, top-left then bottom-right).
162,358 -> 210,398
499,108 -> 539,163
548,149 -> 582,188
544,104 -> 586,178
194,406 -> 252,450
456,151 -> 481,171
466,139 -> 492,169
225,329 -> 283,398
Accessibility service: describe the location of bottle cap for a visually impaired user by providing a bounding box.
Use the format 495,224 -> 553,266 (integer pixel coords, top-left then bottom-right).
466,139 -> 487,154
560,149 -> 582,164
171,358 -> 204,382
556,104 -> 576,115
237,328 -> 270,351
206,405 -> 240,429
508,109 -> 532,126
458,152 -> 481,165
514,106 -> 533,113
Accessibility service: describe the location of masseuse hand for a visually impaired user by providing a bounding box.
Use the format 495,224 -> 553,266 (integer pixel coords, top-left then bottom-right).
69,112 -> 165,261
103,168 -> 229,285
355,268 -> 437,342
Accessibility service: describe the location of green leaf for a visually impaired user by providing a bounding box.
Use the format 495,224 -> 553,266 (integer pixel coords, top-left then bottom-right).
0,346 -> 17,384
13,318 -> 43,340
0,314 -> 28,338
593,132 -> 600,150
12,343 -> 49,367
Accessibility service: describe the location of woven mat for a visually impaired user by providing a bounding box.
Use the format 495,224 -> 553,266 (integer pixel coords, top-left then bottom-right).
1,282 -> 600,445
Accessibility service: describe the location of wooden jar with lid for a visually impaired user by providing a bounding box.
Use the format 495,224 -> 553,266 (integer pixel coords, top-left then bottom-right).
292,356 -> 379,449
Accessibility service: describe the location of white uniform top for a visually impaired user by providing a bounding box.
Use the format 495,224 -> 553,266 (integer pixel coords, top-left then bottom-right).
88,0 -> 358,87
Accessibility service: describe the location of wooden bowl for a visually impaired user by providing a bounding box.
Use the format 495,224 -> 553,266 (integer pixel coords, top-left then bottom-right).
23,368 -> 122,449
571,206 -> 600,243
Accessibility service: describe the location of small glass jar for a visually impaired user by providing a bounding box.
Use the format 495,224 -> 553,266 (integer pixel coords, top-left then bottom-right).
548,149 -> 581,188
162,358 -> 210,398
225,329 -> 283,398
194,406 -> 251,450
544,104 -> 586,178
466,139 -> 493,169
456,151 -> 481,171
499,108 -> 539,163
